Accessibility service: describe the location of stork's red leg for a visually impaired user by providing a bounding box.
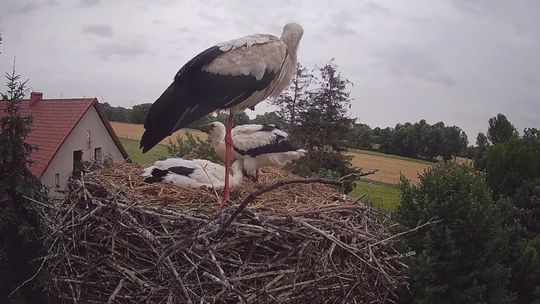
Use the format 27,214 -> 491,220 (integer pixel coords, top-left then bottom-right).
221,112 -> 234,207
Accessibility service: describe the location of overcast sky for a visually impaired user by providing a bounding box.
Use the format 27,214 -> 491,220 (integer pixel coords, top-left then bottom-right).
0,0 -> 539,142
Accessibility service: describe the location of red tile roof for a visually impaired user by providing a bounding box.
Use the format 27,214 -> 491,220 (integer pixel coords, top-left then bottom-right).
0,95 -> 129,176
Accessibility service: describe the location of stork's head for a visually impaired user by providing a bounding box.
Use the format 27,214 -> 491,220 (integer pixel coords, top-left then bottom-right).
281,23 -> 303,53
197,121 -> 226,143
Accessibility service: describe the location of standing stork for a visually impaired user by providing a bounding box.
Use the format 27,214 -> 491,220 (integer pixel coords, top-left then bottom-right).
199,122 -> 306,180
140,23 -> 304,205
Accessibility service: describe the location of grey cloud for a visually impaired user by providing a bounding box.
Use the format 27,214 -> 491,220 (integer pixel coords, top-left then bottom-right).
8,0 -> 57,14
197,11 -> 227,24
82,24 -> 113,37
324,25 -> 358,38
79,0 -> 100,7
93,41 -> 150,60
185,36 -> 201,44
364,2 -> 390,15
175,26 -> 191,33
374,47 -> 456,87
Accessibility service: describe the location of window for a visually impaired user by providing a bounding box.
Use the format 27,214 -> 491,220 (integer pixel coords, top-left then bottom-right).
55,173 -> 60,188
94,147 -> 102,162
73,150 -> 83,179
86,130 -> 92,149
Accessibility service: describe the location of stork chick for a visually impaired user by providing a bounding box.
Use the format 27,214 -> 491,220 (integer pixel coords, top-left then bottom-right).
200,122 -> 306,180
142,158 -> 244,190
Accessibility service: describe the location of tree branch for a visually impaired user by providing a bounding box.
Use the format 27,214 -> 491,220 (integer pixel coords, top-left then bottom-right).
219,169 -> 378,235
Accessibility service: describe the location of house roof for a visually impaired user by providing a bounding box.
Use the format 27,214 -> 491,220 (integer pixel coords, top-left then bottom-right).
0,94 -> 130,176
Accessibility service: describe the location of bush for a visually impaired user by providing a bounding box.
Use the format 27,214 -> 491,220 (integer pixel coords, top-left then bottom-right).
395,163 -> 512,304
288,149 -> 357,192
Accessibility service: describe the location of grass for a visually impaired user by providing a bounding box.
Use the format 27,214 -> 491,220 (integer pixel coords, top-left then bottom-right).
348,180 -> 401,211
120,138 -> 169,164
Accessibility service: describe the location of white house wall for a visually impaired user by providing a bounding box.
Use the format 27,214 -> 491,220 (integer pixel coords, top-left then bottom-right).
41,106 -> 126,196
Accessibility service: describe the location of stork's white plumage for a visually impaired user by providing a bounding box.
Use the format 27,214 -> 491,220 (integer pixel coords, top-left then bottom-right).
142,158 -> 244,190
201,122 -> 307,179
140,23 -> 304,205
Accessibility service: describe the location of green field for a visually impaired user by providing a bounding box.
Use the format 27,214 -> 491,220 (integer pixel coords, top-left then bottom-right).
121,138 -> 169,164
348,181 -> 401,211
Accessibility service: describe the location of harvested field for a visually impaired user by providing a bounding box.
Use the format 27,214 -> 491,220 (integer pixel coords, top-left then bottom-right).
111,121 -> 207,145
348,152 -> 431,185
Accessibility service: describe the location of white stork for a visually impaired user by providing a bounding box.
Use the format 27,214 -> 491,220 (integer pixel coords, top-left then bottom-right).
199,122 -> 306,180
140,23 -> 303,205
142,158 -> 244,190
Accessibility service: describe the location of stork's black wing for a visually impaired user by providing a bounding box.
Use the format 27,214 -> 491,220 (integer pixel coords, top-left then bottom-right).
140,45 -> 279,153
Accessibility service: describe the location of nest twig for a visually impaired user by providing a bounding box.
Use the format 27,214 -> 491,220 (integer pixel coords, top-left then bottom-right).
42,163 -> 410,303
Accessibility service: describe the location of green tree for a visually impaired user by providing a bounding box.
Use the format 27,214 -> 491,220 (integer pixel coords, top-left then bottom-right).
250,112 -> 285,126
129,103 -> 152,124
476,137 -> 540,198
376,120 -> 467,161
350,123 -> 373,150
100,102 -> 130,122
523,128 -> 540,140
440,125 -> 468,161
396,163 -> 511,304
510,234 -> 540,304
487,113 -> 518,144
0,67 -> 48,303
207,111 -> 250,126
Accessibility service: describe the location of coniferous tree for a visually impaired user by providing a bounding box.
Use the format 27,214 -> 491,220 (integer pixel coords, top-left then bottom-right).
296,59 -> 355,151
289,59 -> 357,178
271,63 -> 313,129
0,67 -> 48,303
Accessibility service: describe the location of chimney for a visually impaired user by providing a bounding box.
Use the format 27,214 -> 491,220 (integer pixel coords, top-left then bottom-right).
29,92 -> 43,106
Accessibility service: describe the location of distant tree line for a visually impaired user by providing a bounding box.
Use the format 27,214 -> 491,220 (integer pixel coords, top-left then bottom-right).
355,120 -> 468,161
100,102 -> 152,124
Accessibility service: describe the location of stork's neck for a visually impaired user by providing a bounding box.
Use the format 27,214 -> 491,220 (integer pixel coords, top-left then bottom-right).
280,23 -> 303,61
209,123 -> 226,144
230,160 -> 244,188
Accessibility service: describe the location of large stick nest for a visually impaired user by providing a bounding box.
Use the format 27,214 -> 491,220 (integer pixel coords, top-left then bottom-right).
44,163 -> 407,303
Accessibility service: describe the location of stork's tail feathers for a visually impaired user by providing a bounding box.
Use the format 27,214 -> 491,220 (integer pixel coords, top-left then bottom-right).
140,82 -> 185,153
143,167 -> 169,183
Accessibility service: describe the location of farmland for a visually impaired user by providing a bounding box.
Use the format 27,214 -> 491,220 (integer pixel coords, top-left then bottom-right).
111,121 -> 207,146
347,149 -> 432,185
